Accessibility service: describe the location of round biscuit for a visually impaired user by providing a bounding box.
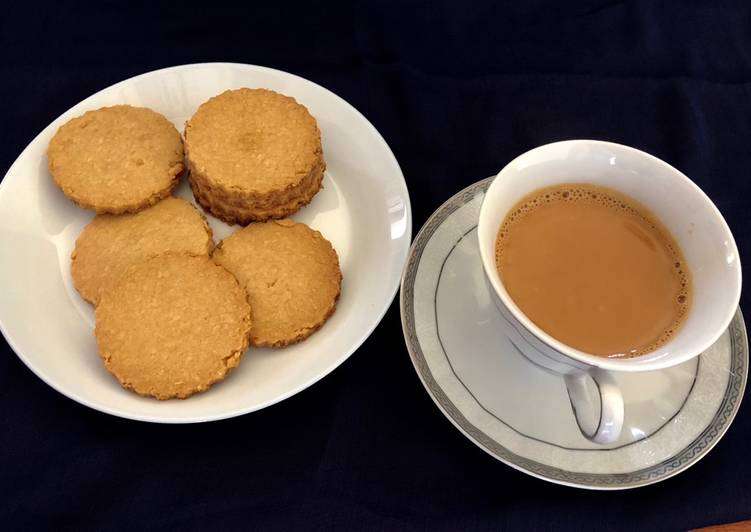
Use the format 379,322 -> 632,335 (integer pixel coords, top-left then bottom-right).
71,197 -> 213,305
212,219 -> 341,347
95,253 -> 251,400
184,88 -> 324,223
48,105 -> 184,213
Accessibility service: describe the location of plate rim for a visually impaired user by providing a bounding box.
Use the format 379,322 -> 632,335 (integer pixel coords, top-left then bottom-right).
0,62 -> 413,423
400,177 -> 748,489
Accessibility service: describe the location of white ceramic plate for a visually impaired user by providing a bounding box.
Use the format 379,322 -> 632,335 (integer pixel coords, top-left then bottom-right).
0,63 -> 411,422
401,177 -> 747,489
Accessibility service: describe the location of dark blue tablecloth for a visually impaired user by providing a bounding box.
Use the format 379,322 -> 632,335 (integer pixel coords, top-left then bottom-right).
2,1 -> 750,530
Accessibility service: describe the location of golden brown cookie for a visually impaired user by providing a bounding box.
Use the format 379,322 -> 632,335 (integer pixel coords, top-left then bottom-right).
212,220 -> 341,347
95,253 -> 251,400
48,105 -> 184,213
185,88 -> 325,224
71,197 -> 213,305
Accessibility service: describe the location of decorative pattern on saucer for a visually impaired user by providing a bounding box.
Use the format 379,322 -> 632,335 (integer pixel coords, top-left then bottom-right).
400,177 -> 748,490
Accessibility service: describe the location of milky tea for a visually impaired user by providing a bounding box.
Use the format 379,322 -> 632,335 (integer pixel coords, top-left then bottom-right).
495,183 -> 691,358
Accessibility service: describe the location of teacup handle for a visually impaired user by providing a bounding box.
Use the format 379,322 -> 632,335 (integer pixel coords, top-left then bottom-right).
564,369 -> 624,444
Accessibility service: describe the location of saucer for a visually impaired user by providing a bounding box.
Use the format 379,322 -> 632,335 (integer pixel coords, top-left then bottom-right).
400,177 -> 747,489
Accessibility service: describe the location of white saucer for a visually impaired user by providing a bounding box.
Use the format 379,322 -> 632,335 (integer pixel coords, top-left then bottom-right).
0,63 -> 411,423
400,177 -> 747,489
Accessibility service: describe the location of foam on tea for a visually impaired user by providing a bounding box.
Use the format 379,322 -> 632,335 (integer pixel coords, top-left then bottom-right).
495,183 -> 691,358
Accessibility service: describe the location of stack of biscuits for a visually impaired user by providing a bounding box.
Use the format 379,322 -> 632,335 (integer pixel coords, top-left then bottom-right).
185,88 -> 325,224
48,90 -> 342,400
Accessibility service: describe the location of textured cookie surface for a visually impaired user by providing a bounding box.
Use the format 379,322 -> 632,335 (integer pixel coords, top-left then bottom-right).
212,220 -> 341,347
48,105 -> 184,213
95,254 -> 251,400
189,159 -> 324,224
185,88 -> 324,223
72,197 -> 213,305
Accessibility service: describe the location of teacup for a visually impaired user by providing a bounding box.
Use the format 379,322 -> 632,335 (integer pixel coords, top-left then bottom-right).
477,140 -> 742,443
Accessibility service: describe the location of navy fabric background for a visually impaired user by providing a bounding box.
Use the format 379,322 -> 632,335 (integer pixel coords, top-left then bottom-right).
1,1 -> 750,530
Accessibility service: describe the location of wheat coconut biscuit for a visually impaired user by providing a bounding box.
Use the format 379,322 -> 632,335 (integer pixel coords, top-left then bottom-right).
95,253 -> 252,400
212,219 -> 341,347
185,88 -> 325,224
47,105 -> 184,213
71,197 -> 214,305
188,158 -> 324,224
